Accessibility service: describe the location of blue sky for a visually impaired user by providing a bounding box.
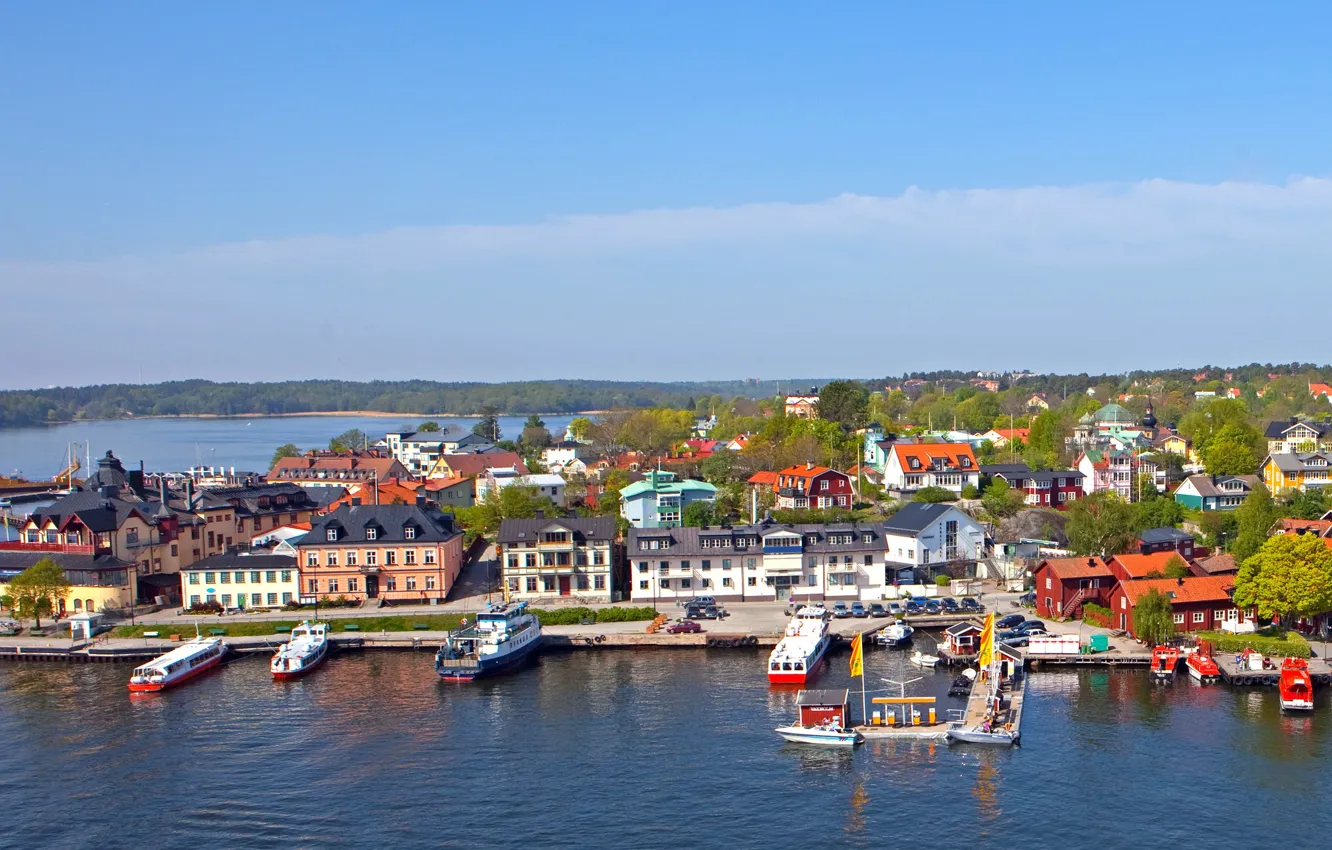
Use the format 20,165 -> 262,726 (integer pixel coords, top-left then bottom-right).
3,2 -> 1332,387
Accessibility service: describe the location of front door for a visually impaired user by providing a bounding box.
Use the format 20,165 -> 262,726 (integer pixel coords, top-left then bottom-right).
558,576 -> 571,596
365,576 -> 379,599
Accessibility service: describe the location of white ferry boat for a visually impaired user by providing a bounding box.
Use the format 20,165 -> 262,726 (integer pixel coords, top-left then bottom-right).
271,621 -> 330,680
767,605 -> 832,685
128,637 -> 225,692
435,601 -> 542,681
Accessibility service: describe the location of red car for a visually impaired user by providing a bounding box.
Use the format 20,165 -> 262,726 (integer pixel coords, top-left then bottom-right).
666,620 -> 702,634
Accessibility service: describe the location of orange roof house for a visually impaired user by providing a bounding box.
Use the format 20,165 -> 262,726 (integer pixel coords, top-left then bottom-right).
1111,574 -> 1241,637
1311,383 -> 1332,398
1107,551 -> 1190,583
267,452 -> 411,486
324,478 -> 423,511
883,442 -> 980,496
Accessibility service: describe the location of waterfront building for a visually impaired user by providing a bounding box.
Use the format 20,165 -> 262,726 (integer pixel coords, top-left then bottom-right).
1135,527 -> 1197,558
542,440 -> 591,475
298,504 -> 464,604
384,432 -> 447,476
1033,556 -> 1114,620
0,550 -> 135,615
1110,574 -> 1247,636
267,451 -> 411,488
619,469 -> 716,529
497,515 -> 618,603
626,520 -> 887,604
181,553 -> 299,611
881,443 -> 980,498
192,482 -> 321,536
881,503 -> 987,582
1172,474 -> 1258,511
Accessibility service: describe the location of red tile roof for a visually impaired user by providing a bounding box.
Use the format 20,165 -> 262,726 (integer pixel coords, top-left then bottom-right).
747,471 -> 779,486
438,452 -> 528,478
890,442 -> 978,472
1274,518 -> 1332,535
1117,574 -> 1235,607
1110,552 -> 1187,578
1037,556 -> 1113,580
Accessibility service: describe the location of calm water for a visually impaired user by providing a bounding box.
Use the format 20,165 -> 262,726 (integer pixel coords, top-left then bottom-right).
2,648 -> 1329,849
0,414 -> 574,479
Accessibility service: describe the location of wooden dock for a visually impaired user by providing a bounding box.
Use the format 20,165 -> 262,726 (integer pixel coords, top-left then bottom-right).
1024,651 -> 1150,667
1214,654 -> 1332,687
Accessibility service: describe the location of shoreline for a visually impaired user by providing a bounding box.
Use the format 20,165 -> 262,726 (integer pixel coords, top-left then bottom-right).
6,410 -> 609,427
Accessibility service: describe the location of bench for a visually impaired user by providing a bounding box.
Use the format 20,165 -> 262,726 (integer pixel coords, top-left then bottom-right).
142,631 -> 159,638
274,626 -> 292,634
343,623 -> 361,631
412,623 -> 430,630
208,628 -> 226,636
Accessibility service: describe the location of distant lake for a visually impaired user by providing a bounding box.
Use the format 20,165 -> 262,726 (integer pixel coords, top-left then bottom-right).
0,414 -> 575,479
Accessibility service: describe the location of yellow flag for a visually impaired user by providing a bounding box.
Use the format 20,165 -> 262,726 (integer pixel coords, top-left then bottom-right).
849,631 -> 863,677
978,611 -> 995,667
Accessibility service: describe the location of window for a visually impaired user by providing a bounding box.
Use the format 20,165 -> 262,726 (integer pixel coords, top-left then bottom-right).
347,578 -> 359,593
221,594 -> 232,606
404,526 -> 416,540
190,595 -> 200,607
1173,613 -> 1185,624
267,593 -> 278,605
594,575 -> 606,590
265,571 -> 277,583
864,554 -> 873,566
722,577 -> 733,588
681,560 -> 691,571
526,577 -> 538,592
406,576 -> 418,591
701,560 -> 711,571
307,579 -> 318,593
424,550 -> 436,565
385,550 -> 397,566
327,551 -> 338,566
250,572 -> 261,584
326,529 -> 338,542
701,578 -> 712,588
808,557 -> 817,568
281,570 -> 291,583
204,572 -> 216,584
306,553 -> 318,567
829,575 -> 839,586
722,559 -> 731,569
328,579 -> 339,593
426,576 -> 437,590
1192,611 -> 1205,624
366,527 -> 378,540
385,577 -> 397,591
747,576 -> 757,586
542,576 -> 555,592
525,553 -> 537,567
639,580 -> 649,590
808,575 -> 817,586
747,558 -> 756,569
188,573 -> 200,585
282,592 -> 292,604
366,550 -> 377,566
576,575 -> 589,591
220,572 -> 230,584
508,555 -> 519,569
659,578 -> 670,589
346,550 -> 357,566
170,543 -> 178,557
593,550 -> 604,565
251,593 -> 261,605
1045,577 -> 1052,590
406,549 -> 417,565
681,578 -> 692,589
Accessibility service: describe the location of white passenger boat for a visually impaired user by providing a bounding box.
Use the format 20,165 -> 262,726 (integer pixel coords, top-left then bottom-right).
875,620 -> 914,647
436,601 -> 542,681
775,722 -> 864,746
271,621 -> 330,680
128,636 -> 225,692
767,605 -> 832,685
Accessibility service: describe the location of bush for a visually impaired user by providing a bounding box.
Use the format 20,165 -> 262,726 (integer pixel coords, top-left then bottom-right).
913,487 -> 957,504
594,606 -> 658,623
934,575 -> 951,586
960,484 -> 980,500
186,600 -> 223,615
1197,630 -> 1311,659
532,606 -> 657,625
1082,602 -> 1113,628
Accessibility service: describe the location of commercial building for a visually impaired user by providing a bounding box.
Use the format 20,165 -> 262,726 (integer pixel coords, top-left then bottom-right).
497,515 -> 618,603
181,554 -> 299,611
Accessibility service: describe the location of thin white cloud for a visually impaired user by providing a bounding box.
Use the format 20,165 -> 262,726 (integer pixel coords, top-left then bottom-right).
5,176 -> 1332,386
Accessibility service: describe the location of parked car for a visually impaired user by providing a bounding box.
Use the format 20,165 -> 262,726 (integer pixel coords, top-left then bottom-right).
1019,619 -> 1046,632
1017,591 -> 1036,607
996,614 -> 1026,630
686,605 -> 724,620
666,620 -> 702,634
905,601 -> 925,615
851,602 -> 868,618
940,597 -> 960,613
688,596 -> 717,609
960,597 -> 981,612
1019,628 -> 1048,639
924,599 -> 942,615
869,603 -> 888,618
887,601 -> 905,616
833,601 -> 851,618
1000,635 -> 1030,648
910,596 -> 929,607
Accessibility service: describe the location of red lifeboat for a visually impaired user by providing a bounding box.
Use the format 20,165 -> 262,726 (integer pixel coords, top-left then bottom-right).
1279,657 -> 1314,712
1150,646 -> 1181,681
1186,652 -> 1220,684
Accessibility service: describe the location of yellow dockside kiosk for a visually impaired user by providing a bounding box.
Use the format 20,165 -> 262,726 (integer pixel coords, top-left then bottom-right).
871,696 -> 938,727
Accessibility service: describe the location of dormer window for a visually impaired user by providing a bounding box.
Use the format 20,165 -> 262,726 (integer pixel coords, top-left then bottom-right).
366,527 -> 378,540
326,528 -> 338,542
404,526 -> 416,540
960,457 -> 971,468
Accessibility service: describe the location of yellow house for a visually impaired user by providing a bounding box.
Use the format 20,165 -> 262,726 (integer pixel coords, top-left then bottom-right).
1260,452 -> 1332,494
1155,434 -> 1198,463
0,549 -> 135,616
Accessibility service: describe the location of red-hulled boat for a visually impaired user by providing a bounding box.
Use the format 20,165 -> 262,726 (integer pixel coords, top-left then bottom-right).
1279,657 -> 1313,712
1150,646 -> 1180,682
128,637 -> 225,692
1186,651 -> 1220,684
767,605 -> 831,685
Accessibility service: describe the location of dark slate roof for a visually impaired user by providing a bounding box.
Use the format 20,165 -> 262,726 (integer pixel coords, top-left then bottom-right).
28,490 -> 151,532
796,689 -> 849,706
981,463 -> 1031,477
194,482 -> 321,517
628,521 -> 883,558
1264,419 -> 1330,439
497,515 -> 617,545
187,553 -> 298,570
449,433 -> 496,448
82,450 -> 129,491
882,502 -> 954,534
304,487 -> 348,509
1138,527 -> 1194,544
304,504 -> 461,546
1020,469 -> 1084,484
0,551 -> 132,578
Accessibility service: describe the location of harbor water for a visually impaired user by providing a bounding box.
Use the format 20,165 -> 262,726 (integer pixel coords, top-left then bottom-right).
3,648 -> 1332,849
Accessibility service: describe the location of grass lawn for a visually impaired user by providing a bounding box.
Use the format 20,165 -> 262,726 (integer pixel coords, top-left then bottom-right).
113,612 -> 470,638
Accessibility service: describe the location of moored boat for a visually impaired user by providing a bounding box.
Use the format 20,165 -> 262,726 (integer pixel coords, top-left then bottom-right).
128,637 -> 225,692
1279,657 -> 1314,712
271,621 -> 330,680
909,650 -> 940,668
1186,651 -> 1220,684
436,601 -> 542,681
1150,646 -> 1180,682
767,605 -> 832,685
775,722 -> 863,746
875,619 -> 914,648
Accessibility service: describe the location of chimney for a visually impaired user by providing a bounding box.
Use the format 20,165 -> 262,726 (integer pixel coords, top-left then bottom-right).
806,461 -> 814,471
1176,576 -> 1185,586
351,497 -> 362,507
1087,558 -> 1096,567
415,493 -> 426,507
534,509 -> 544,519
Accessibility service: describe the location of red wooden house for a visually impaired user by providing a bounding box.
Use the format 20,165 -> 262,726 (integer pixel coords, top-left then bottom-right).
1107,552 -> 1190,583
1111,575 -> 1244,637
994,468 -> 1085,510
796,689 -> 850,727
752,463 -> 855,511
1033,557 -> 1114,619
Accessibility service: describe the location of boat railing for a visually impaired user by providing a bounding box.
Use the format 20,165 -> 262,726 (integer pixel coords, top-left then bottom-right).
435,656 -> 479,668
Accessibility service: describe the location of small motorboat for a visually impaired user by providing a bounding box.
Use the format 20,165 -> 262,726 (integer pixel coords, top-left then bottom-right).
948,668 -> 977,697
909,650 -> 940,669
1185,651 -> 1220,684
875,619 -> 914,648
1150,646 -> 1180,682
1279,657 -> 1314,712
775,722 -> 864,747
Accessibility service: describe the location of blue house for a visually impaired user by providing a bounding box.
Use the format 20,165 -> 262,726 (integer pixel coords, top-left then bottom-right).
619,469 -> 716,529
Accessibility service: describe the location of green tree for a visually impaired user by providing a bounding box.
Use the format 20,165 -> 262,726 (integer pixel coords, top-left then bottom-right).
473,404 -> 502,441
567,416 -> 593,441
682,501 -> 715,527
1199,423 -> 1262,475
1177,398 -> 1254,454
1065,491 -> 1138,557
1234,533 -> 1332,626
417,420 -> 441,432
5,558 -> 71,628
329,429 -> 368,452
981,478 -> 1024,518
519,414 -> 552,451
1133,497 -> 1184,531
699,452 -> 738,486
912,486 -> 957,504
1163,555 -> 1192,579
1284,487 -> 1329,521
815,380 -> 870,428
1230,484 -> 1282,565
1132,588 -> 1176,645
960,483 -> 980,500
269,443 -> 302,467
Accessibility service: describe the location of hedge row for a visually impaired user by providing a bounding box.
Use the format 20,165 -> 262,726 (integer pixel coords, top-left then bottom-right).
1197,630 -> 1312,659
1081,603 -> 1113,629
533,606 -> 657,625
